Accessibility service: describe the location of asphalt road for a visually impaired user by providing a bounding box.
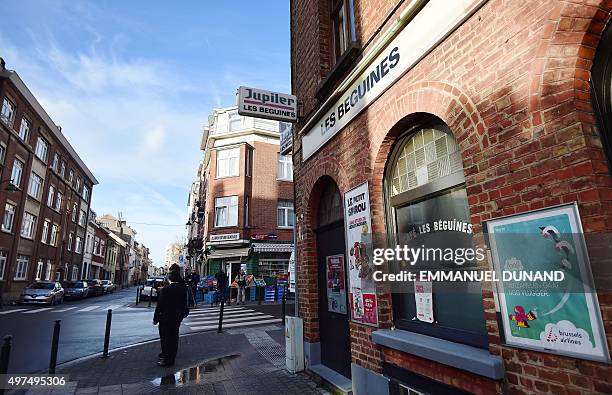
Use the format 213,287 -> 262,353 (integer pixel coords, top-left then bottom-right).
0,288 -> 290,374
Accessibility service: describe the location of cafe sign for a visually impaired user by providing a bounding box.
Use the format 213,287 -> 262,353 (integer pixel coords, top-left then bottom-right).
301,0 -> 485,160
238,86 -> 297,123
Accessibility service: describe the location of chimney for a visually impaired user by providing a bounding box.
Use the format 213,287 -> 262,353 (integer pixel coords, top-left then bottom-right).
0,58 -> 5,70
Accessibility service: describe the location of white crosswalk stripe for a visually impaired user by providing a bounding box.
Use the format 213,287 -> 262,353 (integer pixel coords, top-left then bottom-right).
0,309 -> 26,315
22,308 -> 53,314
104,305 -> 122,311
54,307 -> 77,312
77,306 -> 100,312
182,306 -> 281,332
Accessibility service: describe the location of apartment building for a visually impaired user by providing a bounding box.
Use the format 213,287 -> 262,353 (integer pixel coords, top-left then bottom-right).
0,59 -> 97,302
97,213 -> 142,286
185,106 -> 294,281
290,0 -> 612,393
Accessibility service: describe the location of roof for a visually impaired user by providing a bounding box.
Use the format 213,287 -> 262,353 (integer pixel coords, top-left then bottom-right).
0,68 -> 98,185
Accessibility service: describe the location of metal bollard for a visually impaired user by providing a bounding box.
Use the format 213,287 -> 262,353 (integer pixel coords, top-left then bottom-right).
135,286 -> 140,305
48,320 -> 61,374
0,335 -> 10,395
217,299 -> 224,333
102,309 -> 112,358
282,284 -> 287,326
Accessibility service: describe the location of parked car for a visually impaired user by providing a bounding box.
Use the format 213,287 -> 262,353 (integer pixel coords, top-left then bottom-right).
101,280 -> 116,294
141,277 -> 166,300
86,279 -> 104,297
61,280 -> 90,300
20,282 -> 64,305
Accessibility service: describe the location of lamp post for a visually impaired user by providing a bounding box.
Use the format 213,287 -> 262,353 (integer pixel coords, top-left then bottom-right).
0,179 -> 21,308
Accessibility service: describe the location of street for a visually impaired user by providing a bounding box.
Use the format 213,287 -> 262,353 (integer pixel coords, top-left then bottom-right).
0,288 -> 292,374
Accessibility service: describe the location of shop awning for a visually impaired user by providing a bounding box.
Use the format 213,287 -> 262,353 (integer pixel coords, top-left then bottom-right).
207,246 -> 251,259
252,243 -> 294,253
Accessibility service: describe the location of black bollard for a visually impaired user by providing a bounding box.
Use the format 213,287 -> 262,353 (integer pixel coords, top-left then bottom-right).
135,286 -> 140,305
0,335 -> 10,395
49,320 -> 61,374
282,284 -> 287,326
217,299 -> 224,333
102,309 -> 112,358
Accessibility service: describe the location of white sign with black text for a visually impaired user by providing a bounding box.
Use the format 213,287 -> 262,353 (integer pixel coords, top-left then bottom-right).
210,233 -> 240,242
238,86 -> 297,123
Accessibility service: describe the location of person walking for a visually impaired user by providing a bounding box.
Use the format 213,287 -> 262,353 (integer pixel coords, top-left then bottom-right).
235,269 -> 246,305
153,264 -> 188,367
215,269 -> 228,306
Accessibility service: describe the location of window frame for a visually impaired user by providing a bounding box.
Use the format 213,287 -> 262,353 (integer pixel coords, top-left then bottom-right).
19,117 -> 30,142
2,203 -> 16,233
20,211 -> 37,239
277,154 -> 293,181
0,250 -> 7,280
55,191 -> 63,212
50,224 -> 59,246
27,171 -> 43,200
10,158 -> 24,187
383,122 -> 488,349
0,143 -> 5,164
330,0 -> 356,63
35,136 -> 49,162
36,259 -> 44,281
277,200 -> 295,228
216,147 -> 240,178
14,255 -> 29,280
214,195 -> 239,227
42,219 -> 50,243
1,97 -> 16,127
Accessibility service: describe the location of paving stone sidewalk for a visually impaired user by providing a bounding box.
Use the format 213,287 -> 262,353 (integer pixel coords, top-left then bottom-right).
16,325 -> 329,395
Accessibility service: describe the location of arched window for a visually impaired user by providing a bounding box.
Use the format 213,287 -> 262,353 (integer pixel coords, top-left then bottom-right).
384,120 -> 487,348
591,22 -> 612,174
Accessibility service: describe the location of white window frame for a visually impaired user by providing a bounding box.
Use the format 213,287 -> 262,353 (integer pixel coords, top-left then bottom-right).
2,203 -> 16,232
36,260 -> 44,280
19,117 -> 30,142
68,232 -> 74,251
60,161 -> 66,177
246,147 -> 253,177
76,177 -> 81,191
71,204 -> 77,222
68,169 -> 74,185
214,195 -> 238,227
79,210 -> 87,227
55,191 -> 63,212
82,186 -> 90,202
41,219 -> 50,243
10,159 -> 24,187
0,251 -> 7,280
27,171 -> 43,200
47,185 -> 55,207
50,224 -> 59,246
45,260 -> 53,281
52,153 -> 60,172
277,154 -> 293,181
35,136 -> 48,162
20,212 -> 37,239
277,200 -> 295,228
216,148 -> 240,178
0,144 -> 5,164
14,255 -> 28,280
1,97 -> 15,127
75,236 -> 83,254
71,265 -> 78,281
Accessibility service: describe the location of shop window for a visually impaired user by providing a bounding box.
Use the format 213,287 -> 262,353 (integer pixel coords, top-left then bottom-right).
384,121 -> 487,348
259,259 -> 289,277
591,21 -> 612,174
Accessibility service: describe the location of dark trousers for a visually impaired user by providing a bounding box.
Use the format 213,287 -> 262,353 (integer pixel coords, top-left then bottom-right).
158,320 -> 181,364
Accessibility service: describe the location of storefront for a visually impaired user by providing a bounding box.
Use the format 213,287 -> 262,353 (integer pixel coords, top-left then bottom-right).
291,0 -> 612,393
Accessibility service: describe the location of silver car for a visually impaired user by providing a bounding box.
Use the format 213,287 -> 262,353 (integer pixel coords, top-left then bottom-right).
20,282 -> 65,305
141,278 -> 165,300
101,280 -> 116,294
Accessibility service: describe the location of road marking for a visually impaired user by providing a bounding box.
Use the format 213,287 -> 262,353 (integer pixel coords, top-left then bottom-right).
186,314 -> 273,325
190,306 -> 246,312
186,312 -> 267,323
77,306 -> 99,312
104,305 -> 121,311
0,309 -> 26,315
189,318 -> 282,331
22,308 -> 53,314
188,309 -> 254,316
54,307 -> 77,312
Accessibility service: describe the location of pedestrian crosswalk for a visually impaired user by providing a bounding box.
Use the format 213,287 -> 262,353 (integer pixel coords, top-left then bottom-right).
0,304 -> 138,315
182,306 -> 282,332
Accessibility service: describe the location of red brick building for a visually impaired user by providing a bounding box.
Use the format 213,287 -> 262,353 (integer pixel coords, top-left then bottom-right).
290,0 -> 612,393
187,106 -> 294,282
0,60 -> 97,302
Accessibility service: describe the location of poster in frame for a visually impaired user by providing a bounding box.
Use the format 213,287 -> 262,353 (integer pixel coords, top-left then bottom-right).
484,202 -> 610,363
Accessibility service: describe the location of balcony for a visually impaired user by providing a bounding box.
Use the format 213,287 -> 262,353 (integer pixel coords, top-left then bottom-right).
209,113 -> 279,136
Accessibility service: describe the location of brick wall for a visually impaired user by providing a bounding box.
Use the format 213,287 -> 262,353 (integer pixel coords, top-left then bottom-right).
291,0 -> 612,393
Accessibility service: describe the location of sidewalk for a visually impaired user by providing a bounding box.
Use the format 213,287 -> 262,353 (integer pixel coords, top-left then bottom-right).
19,324 -> 329,395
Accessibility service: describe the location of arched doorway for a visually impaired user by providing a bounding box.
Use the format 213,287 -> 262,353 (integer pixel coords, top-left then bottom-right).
591,20 -> 612,175
315,180 -> 351,379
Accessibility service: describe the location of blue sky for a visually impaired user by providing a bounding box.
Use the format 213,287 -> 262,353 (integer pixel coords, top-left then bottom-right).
0,1 -> 291,265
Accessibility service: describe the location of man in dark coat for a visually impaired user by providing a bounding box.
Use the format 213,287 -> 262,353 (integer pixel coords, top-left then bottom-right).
215,269 -> 228,305
153,264 -> 188,366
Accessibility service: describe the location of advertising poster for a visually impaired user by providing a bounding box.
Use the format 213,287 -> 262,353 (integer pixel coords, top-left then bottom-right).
326,255 -> 347,314
485,203 -> 610,362
415,281 -> 434,323
344,181 -> 379,326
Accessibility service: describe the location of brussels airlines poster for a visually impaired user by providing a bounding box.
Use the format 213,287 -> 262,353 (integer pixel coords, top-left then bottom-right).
486,203 -> 609,362
344,182 -> 378,326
